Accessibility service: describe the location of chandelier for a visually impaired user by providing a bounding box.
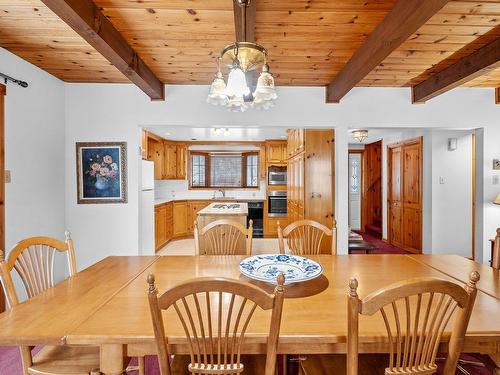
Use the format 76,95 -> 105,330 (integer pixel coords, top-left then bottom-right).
206,0 -> 277,112
351,129 -> 369,142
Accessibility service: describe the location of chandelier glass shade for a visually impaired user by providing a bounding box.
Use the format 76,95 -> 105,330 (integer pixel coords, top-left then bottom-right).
207,41 -> 277,112
351,129 -> 369,143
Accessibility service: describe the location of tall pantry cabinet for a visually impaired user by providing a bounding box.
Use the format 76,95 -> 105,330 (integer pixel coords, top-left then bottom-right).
287,129 -> 335,252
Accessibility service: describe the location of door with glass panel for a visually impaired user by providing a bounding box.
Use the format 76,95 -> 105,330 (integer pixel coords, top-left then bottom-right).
348,152 -> 362,230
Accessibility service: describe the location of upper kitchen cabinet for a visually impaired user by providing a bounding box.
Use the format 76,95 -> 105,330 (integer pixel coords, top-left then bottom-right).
163,141 -> 177,179
266,141 -> 287,164
287,129 -> 304,159
144,130 -> 187,180
176,143 -> 187,180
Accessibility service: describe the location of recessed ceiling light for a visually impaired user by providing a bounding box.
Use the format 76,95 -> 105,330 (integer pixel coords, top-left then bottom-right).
165,132 -> 171,136
280,135 -> 286,139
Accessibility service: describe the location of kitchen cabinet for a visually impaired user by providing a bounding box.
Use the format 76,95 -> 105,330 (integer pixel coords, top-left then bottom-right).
141,130 -> 148,160
287,129 -> 304,159
155,205 -> 167,250
188,200 -> 211,234
287,129 -> 334,250
176,143 -> 187,179
265,216 -> 287,237
163,141 -> 177,179
266,141 -> 287,164
173,201 -> 189,237
154,202 -> 173,251
259,144 -> 266,180
147,138 -> 164,180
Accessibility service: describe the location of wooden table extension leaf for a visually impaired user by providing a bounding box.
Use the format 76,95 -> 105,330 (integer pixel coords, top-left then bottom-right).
0,255 -> 498,375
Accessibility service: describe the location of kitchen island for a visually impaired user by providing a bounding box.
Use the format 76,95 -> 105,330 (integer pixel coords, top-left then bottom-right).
196,202 -> 249,254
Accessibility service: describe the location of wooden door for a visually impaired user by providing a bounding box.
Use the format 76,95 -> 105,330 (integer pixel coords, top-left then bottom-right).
0,84 -> 5,312
348,152 -> 362,230
362,140 -> 382,232
176,144 -> 186,179
402,141 -> 422,252
173,201 -> 188,237
163,141 -> 177,179
388,138 -> 422,253
388,146 -> 403,248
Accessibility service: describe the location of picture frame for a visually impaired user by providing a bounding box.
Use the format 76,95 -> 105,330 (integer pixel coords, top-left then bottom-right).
76,142 -> 127,204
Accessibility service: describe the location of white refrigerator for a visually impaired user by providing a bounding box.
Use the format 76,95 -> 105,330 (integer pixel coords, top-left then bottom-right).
139,160 -> 155,255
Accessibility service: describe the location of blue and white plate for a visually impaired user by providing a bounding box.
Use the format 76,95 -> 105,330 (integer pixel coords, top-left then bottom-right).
239,254 -> 323,285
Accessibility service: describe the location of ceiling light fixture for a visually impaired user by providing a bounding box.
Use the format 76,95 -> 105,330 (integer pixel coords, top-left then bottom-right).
351,129 -> 369,143
207,0 -> 277,112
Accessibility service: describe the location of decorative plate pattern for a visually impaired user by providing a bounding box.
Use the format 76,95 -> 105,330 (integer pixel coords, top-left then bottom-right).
239,254 -> 323,284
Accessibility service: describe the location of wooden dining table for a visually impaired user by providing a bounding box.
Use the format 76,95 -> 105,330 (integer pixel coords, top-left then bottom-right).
0,254 -> 498,375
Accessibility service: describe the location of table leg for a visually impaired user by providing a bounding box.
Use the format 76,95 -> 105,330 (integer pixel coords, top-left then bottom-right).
100,344 -> 126,375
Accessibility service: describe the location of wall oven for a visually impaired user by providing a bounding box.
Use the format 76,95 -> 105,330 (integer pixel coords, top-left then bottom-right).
268,171 -> 287,186
268,191 -> 287,217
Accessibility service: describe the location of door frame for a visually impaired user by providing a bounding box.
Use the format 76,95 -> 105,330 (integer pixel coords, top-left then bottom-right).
0,84 -> 5,312
387,136 -> 423,253
348,149 -> 364,231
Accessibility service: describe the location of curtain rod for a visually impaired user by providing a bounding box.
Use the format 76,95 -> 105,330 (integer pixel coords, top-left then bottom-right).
0,72 -> 28,88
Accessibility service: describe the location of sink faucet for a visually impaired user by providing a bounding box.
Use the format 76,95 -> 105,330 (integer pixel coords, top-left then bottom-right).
218,189 -> 226,198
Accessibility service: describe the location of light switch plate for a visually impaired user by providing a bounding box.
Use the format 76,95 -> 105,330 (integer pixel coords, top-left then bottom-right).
4,170 -> 11,183
493,159 -> 500,170
439,176 -> 445,184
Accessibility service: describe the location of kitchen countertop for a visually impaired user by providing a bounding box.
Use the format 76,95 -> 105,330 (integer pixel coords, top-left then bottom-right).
197,202 -> 248,216
154,197 -> 264,206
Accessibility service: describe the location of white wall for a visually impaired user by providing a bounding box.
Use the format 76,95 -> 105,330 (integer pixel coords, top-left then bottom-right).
0,48 -> 66,294
62,84 -> 500,265
431,131 -> 473,257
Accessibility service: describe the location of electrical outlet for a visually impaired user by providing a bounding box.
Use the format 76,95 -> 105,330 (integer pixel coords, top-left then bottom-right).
439,176 -> 445,185
4,170 -> 11,183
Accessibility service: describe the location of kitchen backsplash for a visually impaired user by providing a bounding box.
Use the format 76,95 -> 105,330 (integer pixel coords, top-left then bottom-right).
154,179 -> 267,200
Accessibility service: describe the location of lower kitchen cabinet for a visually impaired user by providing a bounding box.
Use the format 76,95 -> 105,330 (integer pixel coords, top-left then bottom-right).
155,202 -> 173,251
173,201 -> 189,237
188,201 -> 211,234
265,216 -> 288,237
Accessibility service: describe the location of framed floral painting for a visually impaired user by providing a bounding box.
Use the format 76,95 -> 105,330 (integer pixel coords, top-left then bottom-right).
76,142 -> 127,204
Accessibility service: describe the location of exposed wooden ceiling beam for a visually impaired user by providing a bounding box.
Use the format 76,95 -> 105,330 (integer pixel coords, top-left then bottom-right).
413,38 -> 500,103
496,88 -> 500,105
325,0 -> 450,103
40,0 -> 164,100
233,0 -> 256,43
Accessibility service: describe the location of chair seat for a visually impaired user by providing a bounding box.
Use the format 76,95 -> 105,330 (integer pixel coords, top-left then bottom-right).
172,354 -> 267,374
28,345 -> 100,375
299,354 -> 390,375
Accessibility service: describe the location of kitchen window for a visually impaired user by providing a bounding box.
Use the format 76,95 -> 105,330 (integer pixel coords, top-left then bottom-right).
189,151 -> 259,189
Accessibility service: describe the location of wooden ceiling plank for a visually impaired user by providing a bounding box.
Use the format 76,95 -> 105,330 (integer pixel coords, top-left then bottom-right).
325,0 -> 450,103
233,0 -> 256,42
39,0 -> 164,100
412,37 -> 500,103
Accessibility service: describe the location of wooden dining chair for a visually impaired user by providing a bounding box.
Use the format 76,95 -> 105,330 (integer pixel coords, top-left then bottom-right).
194,219 -> 253,255
147,272 -> 285,375
278,219 -> 337,255
0,231 -> 101,375
492,228 -> 500,270
299,272 -> 480,375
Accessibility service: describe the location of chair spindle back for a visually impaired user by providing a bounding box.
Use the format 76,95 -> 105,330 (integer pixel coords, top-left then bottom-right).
194,219 -> 253,255
148,273 -> 285,375
278,219 -> 336,255
0,231 -> 76,308
347,272 -> 480,375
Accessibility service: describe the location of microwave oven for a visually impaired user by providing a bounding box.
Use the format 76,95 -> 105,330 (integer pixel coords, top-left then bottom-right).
268,171 -> 287,185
